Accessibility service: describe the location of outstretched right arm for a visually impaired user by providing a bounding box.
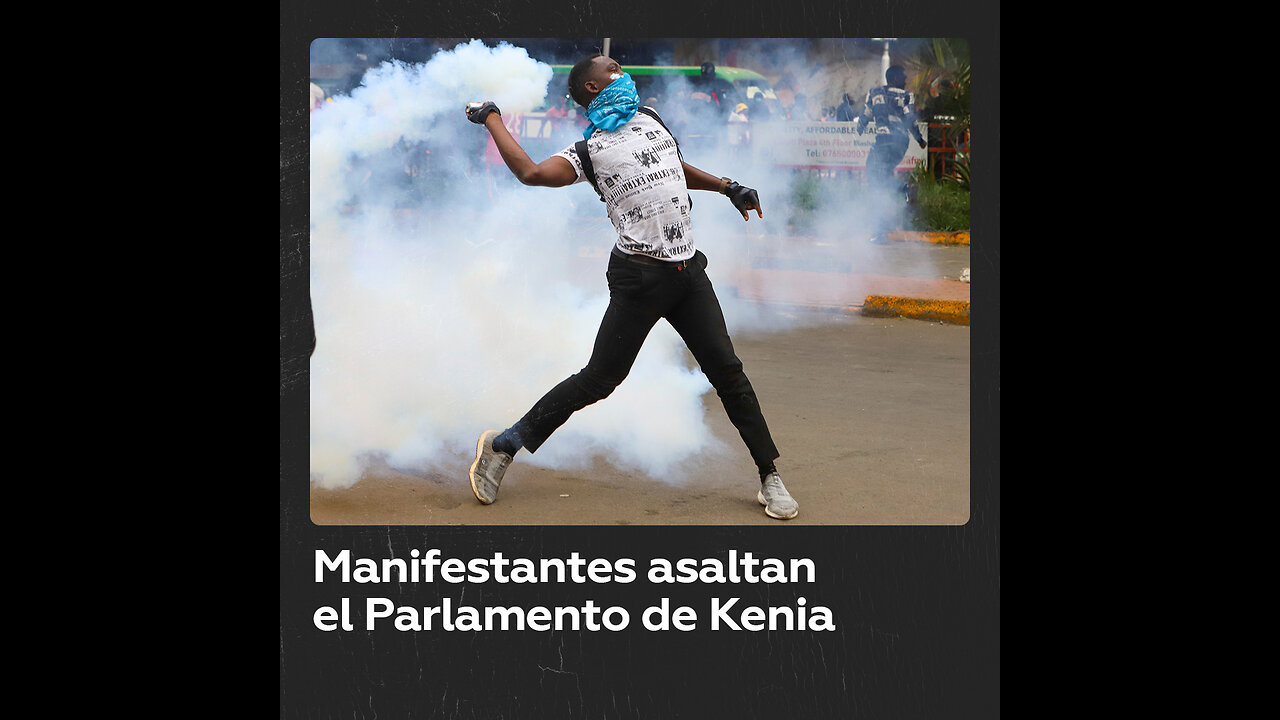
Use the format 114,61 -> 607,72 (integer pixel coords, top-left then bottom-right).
467,101 -> 577,187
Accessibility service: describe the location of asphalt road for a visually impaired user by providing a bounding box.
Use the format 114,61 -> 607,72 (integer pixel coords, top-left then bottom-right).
310,310 -> 970,526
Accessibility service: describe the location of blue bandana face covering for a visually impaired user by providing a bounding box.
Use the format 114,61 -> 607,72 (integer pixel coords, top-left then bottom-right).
583,72 -> 639,139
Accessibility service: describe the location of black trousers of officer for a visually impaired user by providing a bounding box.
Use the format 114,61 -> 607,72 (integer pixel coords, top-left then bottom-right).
866,133 -> 909,190
509,247 -> 780,471
865,133 -> 910,239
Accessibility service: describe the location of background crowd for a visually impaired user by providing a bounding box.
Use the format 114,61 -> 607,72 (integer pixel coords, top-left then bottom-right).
306,38 -> 971,219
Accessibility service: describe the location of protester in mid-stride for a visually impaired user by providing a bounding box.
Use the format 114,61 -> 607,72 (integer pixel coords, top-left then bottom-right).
462,53 -> 799,520
853,65 -> 927,244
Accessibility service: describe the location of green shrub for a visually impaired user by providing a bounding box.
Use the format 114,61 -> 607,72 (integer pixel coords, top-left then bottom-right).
784,168 -> 969,233
788,173 -> 823,212
909,180 -> 969,232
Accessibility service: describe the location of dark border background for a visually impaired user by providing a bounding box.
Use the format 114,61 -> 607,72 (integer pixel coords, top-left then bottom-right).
281,3 -> 1000,717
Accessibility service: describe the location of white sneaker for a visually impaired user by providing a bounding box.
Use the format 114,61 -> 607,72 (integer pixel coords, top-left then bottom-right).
757,472 -> 798,519
469,430 -> 512,505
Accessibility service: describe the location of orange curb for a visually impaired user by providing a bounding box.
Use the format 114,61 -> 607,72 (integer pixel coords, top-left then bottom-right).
888,230 -> 970,245
724,295 -> 970,326
860,295 -> 970,325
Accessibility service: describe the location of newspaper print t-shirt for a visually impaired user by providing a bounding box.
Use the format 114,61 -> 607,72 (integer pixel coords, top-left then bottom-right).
554,108 -> 694,261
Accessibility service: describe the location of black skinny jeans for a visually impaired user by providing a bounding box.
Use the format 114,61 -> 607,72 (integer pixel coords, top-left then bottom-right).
510,248 -> 780,471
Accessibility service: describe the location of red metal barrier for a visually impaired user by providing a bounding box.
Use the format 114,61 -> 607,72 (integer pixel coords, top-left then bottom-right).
928,122 -> 969,177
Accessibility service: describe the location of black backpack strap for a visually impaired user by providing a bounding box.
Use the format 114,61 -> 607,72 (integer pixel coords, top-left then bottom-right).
577,109 -> 696,210
637,106 -> 667,129
637,107 -> 682,163
636,106 -> 693,212
575,139 -> 605,202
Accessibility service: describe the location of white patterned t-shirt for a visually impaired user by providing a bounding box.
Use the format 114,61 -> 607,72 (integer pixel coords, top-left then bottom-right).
554,108 -> 695,262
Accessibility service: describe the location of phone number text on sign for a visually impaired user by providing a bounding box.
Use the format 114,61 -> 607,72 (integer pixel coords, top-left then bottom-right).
754,121 -> 925,170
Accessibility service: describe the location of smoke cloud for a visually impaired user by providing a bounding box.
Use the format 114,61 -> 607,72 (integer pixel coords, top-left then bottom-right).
308,39 -> 936,489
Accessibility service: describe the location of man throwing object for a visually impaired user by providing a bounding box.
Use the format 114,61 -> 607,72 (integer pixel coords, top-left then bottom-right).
464,54 -> 797,520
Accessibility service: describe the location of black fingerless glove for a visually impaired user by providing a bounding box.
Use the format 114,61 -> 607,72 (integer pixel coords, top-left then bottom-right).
723,181 -> 760,215
465,101 -> 501,124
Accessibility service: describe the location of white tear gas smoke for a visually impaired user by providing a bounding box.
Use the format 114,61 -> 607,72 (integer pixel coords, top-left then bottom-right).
308,39 -> 937,489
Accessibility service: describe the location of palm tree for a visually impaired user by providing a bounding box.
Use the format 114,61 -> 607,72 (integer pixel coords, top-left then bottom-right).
904,38 -> 970,179
906,40 -> 968,129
